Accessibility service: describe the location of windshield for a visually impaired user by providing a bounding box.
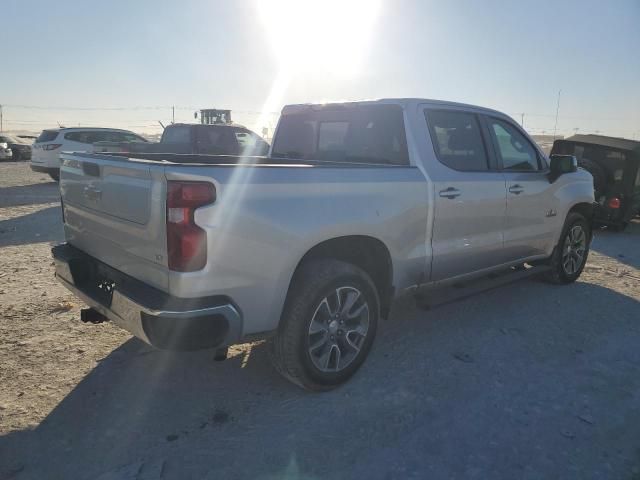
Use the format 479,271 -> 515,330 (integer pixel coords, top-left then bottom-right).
272,104 -> 409,165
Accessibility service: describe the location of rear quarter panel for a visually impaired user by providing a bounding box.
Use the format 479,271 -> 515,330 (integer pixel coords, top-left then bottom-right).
165,164 -> 429,335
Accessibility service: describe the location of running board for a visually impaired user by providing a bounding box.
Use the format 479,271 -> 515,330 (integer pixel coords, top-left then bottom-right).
415,265 -> 551,310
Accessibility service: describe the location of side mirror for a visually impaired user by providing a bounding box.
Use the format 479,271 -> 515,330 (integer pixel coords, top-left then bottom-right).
548,154 -> 577,182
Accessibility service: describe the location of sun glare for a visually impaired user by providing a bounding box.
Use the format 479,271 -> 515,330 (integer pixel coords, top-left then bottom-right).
258,0 -> 382,77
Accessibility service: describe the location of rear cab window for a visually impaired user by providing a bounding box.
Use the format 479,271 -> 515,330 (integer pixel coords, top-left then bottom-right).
161,126 -> 192,143
272,104 -> 409,165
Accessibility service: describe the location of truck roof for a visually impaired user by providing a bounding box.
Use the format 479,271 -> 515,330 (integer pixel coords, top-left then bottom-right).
561,134 -> 640,154
281,98 -> 508,118
42,127 -> 138,133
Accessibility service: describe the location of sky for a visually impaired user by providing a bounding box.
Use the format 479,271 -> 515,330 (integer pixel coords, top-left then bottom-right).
1,0 -> 639,139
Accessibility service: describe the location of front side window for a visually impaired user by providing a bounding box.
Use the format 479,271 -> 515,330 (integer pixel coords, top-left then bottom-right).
425,110 -> 488,171
488,119 -> 540,171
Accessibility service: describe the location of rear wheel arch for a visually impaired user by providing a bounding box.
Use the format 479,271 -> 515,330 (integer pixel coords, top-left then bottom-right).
286,235 -> 394,320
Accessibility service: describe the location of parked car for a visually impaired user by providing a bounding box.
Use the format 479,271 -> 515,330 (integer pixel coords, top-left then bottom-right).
552,134 -> 640,231
31,127 -> 148,181
0,134 -> 32,161
53,99 -> 594,391
0,142 -> 13,160
93,123 -> 270,157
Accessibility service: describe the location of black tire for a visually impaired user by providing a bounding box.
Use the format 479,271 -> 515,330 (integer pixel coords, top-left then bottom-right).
12,150 -> 21,162
268,259 -> 379,391
578,158 -> 608,196
49,171 -> 60,182
543,212 -> 591,284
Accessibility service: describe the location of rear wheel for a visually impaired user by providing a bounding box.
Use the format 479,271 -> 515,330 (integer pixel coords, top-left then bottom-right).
544,212 -> 591,284
49,171 -> 60,182
269,259 -> 379,391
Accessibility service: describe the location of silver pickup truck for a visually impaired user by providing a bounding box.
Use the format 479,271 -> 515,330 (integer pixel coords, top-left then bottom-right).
53,99 -> 594,390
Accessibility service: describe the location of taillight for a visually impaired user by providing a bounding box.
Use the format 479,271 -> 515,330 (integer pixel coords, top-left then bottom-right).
42,144 -> 62,151
166,181 -> 216,272
607,197 -> 621,209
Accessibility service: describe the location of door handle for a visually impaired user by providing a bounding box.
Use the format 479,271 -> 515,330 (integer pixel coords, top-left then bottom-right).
439,187 -> 461,199
83,185 -> 102,201
509,184 -> 524,195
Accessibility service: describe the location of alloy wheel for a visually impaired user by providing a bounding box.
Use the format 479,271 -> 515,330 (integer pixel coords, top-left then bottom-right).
307,286 -> 370,373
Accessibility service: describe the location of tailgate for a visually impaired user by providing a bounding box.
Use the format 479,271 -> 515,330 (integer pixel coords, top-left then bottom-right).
59,153 -> 169,291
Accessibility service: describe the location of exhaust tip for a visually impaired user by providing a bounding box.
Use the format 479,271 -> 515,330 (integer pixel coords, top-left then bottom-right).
214,347 -> 228,361
80,308 -> 108,324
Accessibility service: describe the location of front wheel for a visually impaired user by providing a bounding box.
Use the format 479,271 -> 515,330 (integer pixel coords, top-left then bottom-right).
268,259 -> 379,391
544,212 -> 591,284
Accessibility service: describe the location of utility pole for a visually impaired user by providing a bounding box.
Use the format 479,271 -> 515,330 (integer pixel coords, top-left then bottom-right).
0,104 -> 3,132
520,113 -> 525,128
552,89 -> 561,140
172,106 -> 175,124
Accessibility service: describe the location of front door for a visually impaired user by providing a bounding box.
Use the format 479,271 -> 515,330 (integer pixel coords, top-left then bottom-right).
424,109 -> 508,281
483,116 -> 556,259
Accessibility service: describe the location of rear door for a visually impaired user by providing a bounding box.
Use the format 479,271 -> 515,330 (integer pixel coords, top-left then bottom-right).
424,108 -> 508,281
483,116 -> 556,259
60,154 -> 169,290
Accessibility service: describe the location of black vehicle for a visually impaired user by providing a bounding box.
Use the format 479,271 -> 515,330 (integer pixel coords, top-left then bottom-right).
0,134 -> 32,161
93,123 -> 270,157
551,134 -> 640,231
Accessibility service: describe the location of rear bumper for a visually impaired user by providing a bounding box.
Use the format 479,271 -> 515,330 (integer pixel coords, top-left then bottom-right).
52,243 -> 243,351
30,164 -> 58,174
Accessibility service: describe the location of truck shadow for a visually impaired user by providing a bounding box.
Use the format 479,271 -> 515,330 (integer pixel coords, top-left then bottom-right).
1,280 -> 639,479
0,182 -> 60,208
590,219 -> 640,269
0,205 -> 63,247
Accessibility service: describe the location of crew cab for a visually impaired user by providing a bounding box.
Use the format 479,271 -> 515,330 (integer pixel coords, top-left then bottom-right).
93,123 -> 270,157
53,99 -> 595,391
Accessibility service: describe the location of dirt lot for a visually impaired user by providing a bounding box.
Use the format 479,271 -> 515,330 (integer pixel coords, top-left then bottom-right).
0,161 -> 639,480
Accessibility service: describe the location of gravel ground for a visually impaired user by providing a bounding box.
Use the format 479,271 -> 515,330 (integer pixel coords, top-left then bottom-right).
0,161 -> 639,480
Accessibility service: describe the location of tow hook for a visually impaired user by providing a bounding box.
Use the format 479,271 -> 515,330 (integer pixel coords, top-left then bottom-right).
80,308 -> 109,324
214,347 -> 228,361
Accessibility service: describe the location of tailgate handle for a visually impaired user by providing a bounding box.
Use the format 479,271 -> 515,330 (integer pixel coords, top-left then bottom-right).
83,185 -> 102,201
509,184 -> 524,195
82,162 -> 101,177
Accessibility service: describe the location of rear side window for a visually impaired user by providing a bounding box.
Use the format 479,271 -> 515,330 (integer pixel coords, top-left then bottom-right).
36,130 -> 59,143
64,131 -> 106,143
162,126 -> 191,143
121,132 -> 146,142
272,104 -> 409,165
425,110 -> 488,171
487,119 -> 540,171
64,131 -> 92,143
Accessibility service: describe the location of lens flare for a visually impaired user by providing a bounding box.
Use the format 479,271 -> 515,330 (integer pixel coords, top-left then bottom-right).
258,0 -> 382,77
